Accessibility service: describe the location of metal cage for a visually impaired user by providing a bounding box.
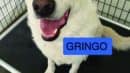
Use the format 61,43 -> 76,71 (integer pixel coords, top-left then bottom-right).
0,0 -> 26,35
97,0 -> 130,27
0,0 -> 130,73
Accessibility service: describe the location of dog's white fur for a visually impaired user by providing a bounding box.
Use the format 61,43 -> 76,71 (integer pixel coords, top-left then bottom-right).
25,0 -> 130,73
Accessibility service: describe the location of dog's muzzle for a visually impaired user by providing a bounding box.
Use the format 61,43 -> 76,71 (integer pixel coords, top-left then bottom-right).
40,10 -> 70,41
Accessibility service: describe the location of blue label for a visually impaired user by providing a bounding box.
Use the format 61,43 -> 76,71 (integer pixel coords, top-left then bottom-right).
63,37 -> 112,55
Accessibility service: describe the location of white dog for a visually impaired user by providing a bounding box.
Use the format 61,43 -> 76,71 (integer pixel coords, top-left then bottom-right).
25,0 -> 130,73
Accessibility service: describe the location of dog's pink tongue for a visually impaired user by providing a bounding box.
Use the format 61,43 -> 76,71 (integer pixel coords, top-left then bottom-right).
40,11 -> 69,39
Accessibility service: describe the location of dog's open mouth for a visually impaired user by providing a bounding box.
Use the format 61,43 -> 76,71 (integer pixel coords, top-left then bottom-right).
40,10 -> 70,41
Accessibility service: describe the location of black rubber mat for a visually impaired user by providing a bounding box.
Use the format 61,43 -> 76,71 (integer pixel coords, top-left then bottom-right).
0,66 -> 10,73
0,18 -> 130,73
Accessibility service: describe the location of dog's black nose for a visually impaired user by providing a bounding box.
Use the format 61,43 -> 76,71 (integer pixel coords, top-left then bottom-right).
33,0 -> 55,17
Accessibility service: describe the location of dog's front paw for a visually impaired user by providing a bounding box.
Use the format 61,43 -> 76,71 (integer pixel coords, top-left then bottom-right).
44,70 -> 54,73
69,70 -> 77,73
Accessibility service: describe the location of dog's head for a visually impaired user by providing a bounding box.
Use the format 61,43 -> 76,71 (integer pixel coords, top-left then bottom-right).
25,0 -> 73,41
25,0 -> 95,41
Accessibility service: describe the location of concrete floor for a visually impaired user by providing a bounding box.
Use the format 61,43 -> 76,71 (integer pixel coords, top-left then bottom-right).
0,19 -> 130,73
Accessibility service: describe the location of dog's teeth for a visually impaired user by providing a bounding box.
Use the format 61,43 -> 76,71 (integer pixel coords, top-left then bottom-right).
54,29 -> 58,33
